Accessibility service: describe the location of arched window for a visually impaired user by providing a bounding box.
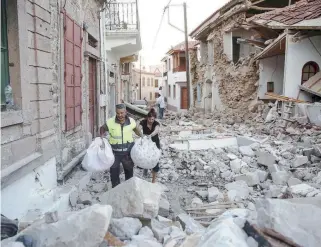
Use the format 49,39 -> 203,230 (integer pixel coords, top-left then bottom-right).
142,77 -> 145,87
147,78 -> 150,86
302,61 -> 319,84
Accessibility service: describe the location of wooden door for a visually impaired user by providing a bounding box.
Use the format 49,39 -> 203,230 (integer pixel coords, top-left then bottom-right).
88,58 -> 96,136
181,87 -> 188,109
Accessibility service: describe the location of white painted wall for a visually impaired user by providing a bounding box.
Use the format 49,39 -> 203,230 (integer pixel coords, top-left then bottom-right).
284,35 -> 321,101
223,32 -> 232,60
258,55 -> 285,99
1,157 -> 57,219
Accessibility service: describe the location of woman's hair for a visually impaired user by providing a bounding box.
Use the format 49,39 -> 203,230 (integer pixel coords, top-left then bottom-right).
147,108 -> 157,118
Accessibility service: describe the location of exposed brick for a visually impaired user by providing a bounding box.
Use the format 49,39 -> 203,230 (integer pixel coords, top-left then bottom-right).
26,1 -> 51,23
11,136 -> 37,164
29,84 -> 52,101
28,48 -> 52,68
28,31 -> 51,52
30,100 -> 53,119
1,124 -> 23,145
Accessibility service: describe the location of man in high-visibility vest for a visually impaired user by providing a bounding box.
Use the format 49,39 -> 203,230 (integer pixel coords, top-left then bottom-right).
100,103 -> 143,188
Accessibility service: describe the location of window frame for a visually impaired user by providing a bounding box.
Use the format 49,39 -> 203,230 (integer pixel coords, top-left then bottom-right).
301,61 -> 319,84
142,77 -> 145,87
168,85 -> 171,97
173,85 -> 176,99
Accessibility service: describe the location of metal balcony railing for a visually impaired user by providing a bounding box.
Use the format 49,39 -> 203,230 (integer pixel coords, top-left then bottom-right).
105,1 -> 139,31
173,64 -> 186,73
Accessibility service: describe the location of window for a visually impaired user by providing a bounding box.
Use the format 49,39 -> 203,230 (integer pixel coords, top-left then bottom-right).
232,36 -> 241,64
150,92 -> 152,100
151,79 -> 154,87
1,0 -> 9,110
302,61 -> 319,84
142,77 -> 145,87
168,58 -> 171,71
173,85 -> 176,99
155,79 -> 159,88
147,78 -> 150,86
122,63 -> 130,74
208,41 -> 214,64
168,85 -> 171,97
267,81 -> 274,93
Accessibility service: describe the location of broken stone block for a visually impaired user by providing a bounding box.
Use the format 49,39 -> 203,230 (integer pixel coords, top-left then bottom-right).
303,148 -> 314,158
139,226 -> 154,239
292,155 -> 308,168
235,172 -> 260,186
271,171 -> 290,185
100,177 -> 162,219
289,184 -> 316,197
239,146 -> 255,157
150,218 -> 171,243
256,151 -> 276,167
227,153 -> 238,160
225,181 -> 250,200
176,214 -> 205,235
287,177 -> 302,186
265,185 -> 282,198
237,136 -> 257,147
191,197 -> 203,208
230,159 -> 242,173
130,235 -> 162,247
257,170 -> 268,182
256,198 -> 321,247
196,190 -> 208,200
2,205 -> 113,247
91,183 -> 108,193
78,192 -> 92,205
313,144 -> 321,157
109,217 -> 142,240
159,195 -> 170,217
208,187 -> 223,202
69,191 -> 78,207
267,164 -> 280,173
311,155 -> 321,163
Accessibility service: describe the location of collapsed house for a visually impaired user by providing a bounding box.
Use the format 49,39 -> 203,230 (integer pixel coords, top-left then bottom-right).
189,0 -> 321,126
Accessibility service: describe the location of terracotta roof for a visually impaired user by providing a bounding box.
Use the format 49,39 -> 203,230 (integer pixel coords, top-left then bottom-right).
248,0 -> 321,27
167,41 -> 198,54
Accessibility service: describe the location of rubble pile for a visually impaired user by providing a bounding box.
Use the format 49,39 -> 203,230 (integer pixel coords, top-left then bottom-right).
3,109 -> 321,247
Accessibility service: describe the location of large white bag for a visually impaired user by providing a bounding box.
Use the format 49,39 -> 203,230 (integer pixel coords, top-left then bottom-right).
130,136 -> 161,169
82,137 -> 115,172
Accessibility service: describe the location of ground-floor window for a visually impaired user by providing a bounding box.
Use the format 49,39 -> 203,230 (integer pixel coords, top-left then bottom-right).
1,0 -> 9,110
301,61 -> 319,84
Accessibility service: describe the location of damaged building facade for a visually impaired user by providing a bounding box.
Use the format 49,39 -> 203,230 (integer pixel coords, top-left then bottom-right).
0,0 -> 108,219
189,0 -> 321,122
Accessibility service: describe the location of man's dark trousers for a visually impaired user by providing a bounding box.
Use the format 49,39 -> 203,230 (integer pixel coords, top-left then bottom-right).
110,153 -> 134,188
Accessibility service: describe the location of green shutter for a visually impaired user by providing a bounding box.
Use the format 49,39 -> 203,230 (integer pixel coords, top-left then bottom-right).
1,0 -> 9,109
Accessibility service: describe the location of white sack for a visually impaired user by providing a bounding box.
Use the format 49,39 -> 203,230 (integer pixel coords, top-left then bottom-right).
130,136 -> 161,169
82,137 -> 115,172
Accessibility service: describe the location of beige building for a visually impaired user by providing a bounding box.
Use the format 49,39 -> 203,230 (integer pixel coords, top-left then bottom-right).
132,68 -> 157,102
1,0 -> 105,219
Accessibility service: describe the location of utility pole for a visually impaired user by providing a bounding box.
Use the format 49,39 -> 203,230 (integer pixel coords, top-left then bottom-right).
139,55 -> 142,99
183,2 -> 190,109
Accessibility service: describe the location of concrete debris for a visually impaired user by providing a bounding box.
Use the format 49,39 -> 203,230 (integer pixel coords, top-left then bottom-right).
159,195 -> 170,217
2,205 -> 113,247
271,171 -> 291,185
239,146 -> 255,157
256,198 -> 321,247
109,217 -> 142,240
256,151 -> 276,167
225,181 -> 250,201
292,155 -> 309,168
77,192 -> 92,205
176,214 -> 205,235
100,177 -> 163,219
138,226 -> 154,239
235,172 -> 260,186
208,187 -> 224,202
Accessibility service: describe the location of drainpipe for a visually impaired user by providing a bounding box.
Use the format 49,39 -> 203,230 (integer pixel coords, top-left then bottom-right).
204,92 -> 212,113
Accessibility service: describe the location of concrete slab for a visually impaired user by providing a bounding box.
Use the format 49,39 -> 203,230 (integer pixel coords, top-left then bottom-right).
170,137 -> 238,151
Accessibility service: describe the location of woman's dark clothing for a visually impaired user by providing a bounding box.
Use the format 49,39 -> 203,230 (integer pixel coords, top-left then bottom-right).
140,119 -> 160,172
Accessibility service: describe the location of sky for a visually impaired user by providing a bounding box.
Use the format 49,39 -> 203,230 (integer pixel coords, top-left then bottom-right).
137,0 -> 229,67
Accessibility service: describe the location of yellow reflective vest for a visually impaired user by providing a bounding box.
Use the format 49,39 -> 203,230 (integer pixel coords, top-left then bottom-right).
107,116 -> 136,153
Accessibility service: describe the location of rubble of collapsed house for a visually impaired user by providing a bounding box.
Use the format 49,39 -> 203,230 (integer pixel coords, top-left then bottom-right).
3,109 -> 321,247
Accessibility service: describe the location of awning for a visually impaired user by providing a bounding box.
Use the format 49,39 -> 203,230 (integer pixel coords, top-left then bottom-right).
299,72 -> 321,97
253,33 -> 286,60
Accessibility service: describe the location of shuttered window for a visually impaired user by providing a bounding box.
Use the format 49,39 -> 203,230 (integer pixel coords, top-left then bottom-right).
1,0 -> 9,110
64,13 -> 82,130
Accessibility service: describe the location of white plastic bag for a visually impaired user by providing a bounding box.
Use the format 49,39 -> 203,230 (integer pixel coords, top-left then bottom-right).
82,137 -> 115,172
130,136 -> 161,169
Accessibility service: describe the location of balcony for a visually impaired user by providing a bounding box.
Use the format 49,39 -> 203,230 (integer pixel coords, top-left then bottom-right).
173,64 -> 186,73
104,1 -> 141,58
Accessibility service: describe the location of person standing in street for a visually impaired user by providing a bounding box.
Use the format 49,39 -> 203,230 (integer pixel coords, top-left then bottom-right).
155,93 -> 165,119
100,103 -> 143,188
139,108 -> 161,183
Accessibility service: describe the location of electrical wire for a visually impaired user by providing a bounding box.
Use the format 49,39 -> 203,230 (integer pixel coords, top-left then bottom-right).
152,0 -> 173,48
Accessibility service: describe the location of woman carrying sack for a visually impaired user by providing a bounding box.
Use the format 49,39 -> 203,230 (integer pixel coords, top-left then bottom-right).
139,108 -> 161,183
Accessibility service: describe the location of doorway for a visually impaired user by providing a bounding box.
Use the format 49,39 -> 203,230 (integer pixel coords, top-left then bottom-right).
181,87 -> 188,109
88,58 -> 97,137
